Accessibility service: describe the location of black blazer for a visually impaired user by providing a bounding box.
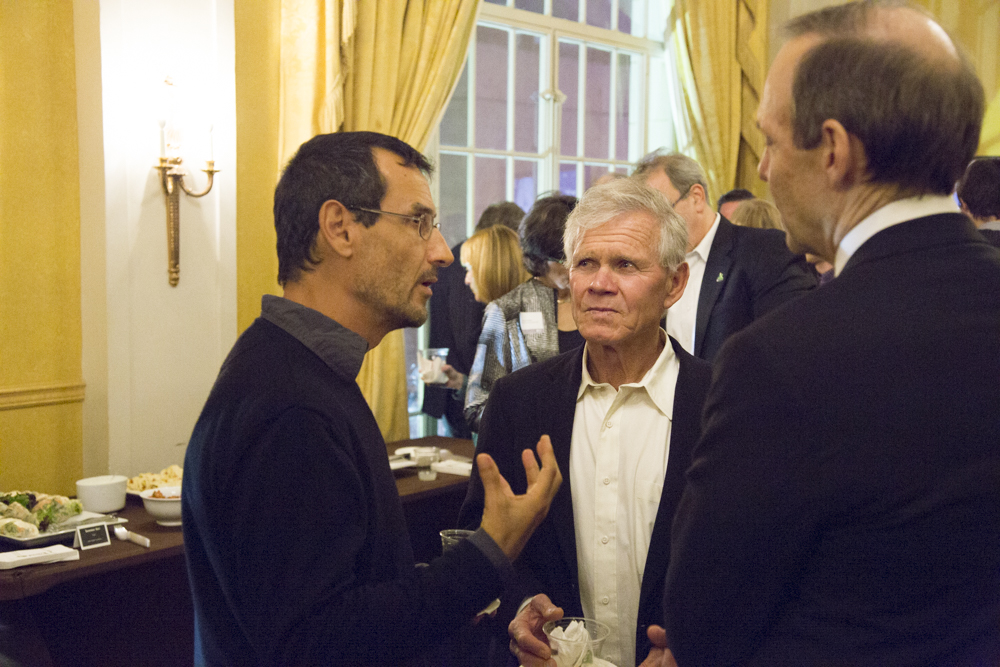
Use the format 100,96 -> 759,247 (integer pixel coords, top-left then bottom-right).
423,241 -> 485,419
978,227 -> 1000,247
666,213 -> 1000,666
695,218 -> 817,361
460,338 -> 711,665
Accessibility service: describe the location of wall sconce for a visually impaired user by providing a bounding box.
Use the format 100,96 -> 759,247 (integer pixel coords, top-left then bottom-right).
154,123 -> 219,287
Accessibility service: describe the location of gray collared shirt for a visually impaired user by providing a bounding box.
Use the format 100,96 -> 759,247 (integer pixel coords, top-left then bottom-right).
260,294 -> 368,379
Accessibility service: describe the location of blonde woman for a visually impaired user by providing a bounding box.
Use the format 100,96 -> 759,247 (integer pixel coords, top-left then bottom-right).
729,198 -> 785,232
460,225 -> 530,304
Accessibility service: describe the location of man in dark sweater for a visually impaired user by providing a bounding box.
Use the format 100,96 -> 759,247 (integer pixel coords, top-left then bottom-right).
182,132 -> 561,666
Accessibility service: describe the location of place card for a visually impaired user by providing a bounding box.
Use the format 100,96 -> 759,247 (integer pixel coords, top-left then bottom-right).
73,523 -> 111,550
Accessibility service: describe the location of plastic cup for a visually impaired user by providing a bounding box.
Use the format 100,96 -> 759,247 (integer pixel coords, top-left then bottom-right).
440,528 -> 474,553
542,617 -> 612,667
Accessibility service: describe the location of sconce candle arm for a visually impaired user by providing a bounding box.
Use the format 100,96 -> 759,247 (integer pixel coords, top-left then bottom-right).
155,157 -> 220,287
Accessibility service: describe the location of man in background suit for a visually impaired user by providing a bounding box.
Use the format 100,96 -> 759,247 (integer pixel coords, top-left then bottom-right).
423,202 -> 524,437
634,152 -> 816,362
716,187 -> 755,220
460,178 -> 711,667
957,156 -> 1000,246
664,2 -> 1000,664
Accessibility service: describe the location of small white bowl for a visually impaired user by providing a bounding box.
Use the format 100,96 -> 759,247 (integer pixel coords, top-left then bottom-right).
76,475 -> 128,513
139,486 -> 182,526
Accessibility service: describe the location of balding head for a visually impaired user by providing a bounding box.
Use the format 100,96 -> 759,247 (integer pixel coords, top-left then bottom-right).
783,1 -> 983,196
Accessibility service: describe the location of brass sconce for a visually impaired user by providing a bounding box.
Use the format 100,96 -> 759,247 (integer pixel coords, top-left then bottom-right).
155,154 -> 219,287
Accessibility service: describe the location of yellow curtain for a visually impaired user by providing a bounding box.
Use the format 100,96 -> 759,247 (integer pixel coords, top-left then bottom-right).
279,0 -> 479,442
670,0 -> 768,202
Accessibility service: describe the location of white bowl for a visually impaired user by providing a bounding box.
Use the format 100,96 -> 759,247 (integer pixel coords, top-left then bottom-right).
139,486 -> 182,526
76,475 -> 128,513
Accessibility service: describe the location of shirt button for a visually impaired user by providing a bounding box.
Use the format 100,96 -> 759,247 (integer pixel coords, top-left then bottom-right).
602,596 -> 610,605
601,536 -> 609,544
603,477 -> 610,485
605,421 -> 612,428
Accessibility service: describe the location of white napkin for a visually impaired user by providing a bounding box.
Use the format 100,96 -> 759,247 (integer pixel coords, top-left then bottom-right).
430,459 -> 473,476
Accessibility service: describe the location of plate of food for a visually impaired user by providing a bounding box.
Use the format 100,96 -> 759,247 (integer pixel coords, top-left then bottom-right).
126,464 -> 183,496
0,491 -> 126,549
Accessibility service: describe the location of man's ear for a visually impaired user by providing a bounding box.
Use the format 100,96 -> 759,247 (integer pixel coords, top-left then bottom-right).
318,200 -> 356,259
820,119 -> 865,191
663,261 -> 690,310
689,184 -> 708,214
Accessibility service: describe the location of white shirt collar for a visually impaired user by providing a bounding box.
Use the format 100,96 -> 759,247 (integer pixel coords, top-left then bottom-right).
578,331 -> 676,418
834,195 -> 959,276
689,213 -> 721,262
980,220 -> 1000,231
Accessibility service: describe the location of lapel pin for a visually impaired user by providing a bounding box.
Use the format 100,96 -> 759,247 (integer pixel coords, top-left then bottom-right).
716,272 -> 724,282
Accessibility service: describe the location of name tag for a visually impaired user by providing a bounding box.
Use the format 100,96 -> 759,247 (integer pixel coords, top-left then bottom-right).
519,311 -> 545,333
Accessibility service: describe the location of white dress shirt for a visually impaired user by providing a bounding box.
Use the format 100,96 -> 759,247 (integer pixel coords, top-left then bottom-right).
980,220 -> 1000,231
835,195 -> 959,275
665,214 -> 720,354
570,334 -> 679,667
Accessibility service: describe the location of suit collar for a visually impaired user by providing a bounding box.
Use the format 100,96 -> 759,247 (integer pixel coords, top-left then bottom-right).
694,216 -> 735,357
835,195 -> 959,275
842,212 -> 982,276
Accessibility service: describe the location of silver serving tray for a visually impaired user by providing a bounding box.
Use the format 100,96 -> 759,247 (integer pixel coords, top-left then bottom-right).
0,511 -> 127,550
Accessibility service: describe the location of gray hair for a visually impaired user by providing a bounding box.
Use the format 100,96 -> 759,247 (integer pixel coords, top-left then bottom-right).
632,150 -> 709,202
563,177 -> 688,273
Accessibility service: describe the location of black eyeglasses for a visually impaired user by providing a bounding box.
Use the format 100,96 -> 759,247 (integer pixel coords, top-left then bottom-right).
670,186 -> 692,208
350,206 -> 440,240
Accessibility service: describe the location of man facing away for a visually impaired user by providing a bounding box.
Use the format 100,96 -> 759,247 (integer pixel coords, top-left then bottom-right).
634,153 -> 816,362
460,178 -> 712,667
664,2 -> 1000,664
182,132 -> 561,666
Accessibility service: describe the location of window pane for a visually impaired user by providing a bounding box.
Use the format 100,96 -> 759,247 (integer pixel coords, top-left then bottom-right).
584,48 -> 611,159
553,0 -> 579,21
616,165 -> 630,176
475,156 -> 507,224
619,0 -> 635,36
587,0 -> 612,29
559,41 -> 580,157
514,0 -> 543,12
559,162 -> 579,196
514,160 -> 539,213
476,26 -> 508,150
440,62 -> 468,147
515,34 -> 541,153
439,153 -> 469,247
615,53 -> 631,161
485,0 -> 507,5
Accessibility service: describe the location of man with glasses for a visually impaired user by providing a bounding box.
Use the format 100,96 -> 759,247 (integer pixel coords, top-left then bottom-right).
182,131 -> 562,666
634,151 -> 816,362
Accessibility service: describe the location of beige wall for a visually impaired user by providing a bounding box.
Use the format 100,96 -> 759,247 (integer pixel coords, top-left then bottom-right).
0,2 -> 85,495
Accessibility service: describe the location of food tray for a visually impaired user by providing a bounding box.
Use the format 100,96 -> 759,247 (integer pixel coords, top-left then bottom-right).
0,511 -> 127,550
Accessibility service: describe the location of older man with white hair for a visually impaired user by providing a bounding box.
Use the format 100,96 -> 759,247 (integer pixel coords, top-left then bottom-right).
459,178 -> 711,667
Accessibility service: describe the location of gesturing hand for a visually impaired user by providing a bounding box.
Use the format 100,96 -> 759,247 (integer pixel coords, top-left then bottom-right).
478,434 -> 562,561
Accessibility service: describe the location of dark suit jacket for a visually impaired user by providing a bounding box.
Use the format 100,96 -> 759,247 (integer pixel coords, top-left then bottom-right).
423,241 -> 483,434
695,217 -> 817,362
460,338 -> 711,665
666,213 -> 1000,666
978,227 -> 1000,247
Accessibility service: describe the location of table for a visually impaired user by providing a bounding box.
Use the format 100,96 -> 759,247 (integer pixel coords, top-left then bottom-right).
388,436 -> 476,562
0,436 -> 475,666
0,499 -> 192,666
